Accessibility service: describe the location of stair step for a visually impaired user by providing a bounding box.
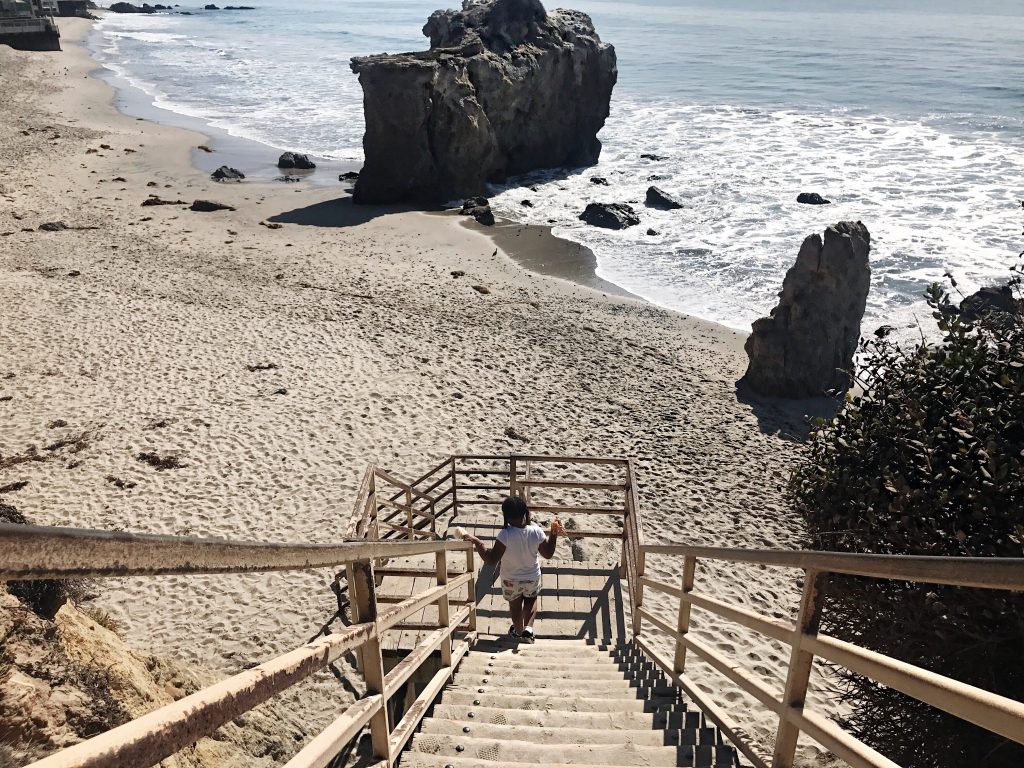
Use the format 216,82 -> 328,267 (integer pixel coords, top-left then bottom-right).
408,733 -> 687,766
454,667 -> 648,684
399,753 -> 737,768
400,756 -> 656,768
420,718 -> 669,746
451,678 -> 680,696
430,705 -> 657,731
430,706 -> 712,733
459,658 -> 658,676
441,690 -> 686,714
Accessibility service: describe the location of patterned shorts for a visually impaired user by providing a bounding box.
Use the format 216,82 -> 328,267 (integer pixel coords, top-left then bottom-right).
501,577 -> 542,601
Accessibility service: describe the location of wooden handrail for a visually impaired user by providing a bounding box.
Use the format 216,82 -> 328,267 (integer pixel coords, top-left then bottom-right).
0,524 -> 469,581
639,542 -> 1024,768
641,544 -> 1024,590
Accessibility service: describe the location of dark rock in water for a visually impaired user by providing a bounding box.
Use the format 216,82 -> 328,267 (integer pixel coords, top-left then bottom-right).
646,228 -> 658,236
190,200 -> 236,212
38,221 -> 68,231
211,165 -> 245,182
959,284 -> 1023,322
277,152 -> 316,170
743,221 -> 871,398
874,325 -> 896,338
640,153 -> 666,161
579,202 -> 639,230
204,3 -> 219,9
520,199 -> 534,207
647,174 -> 664,181
797,192 -> 831,205
339,171 -> 360,181
109,2 -> 156,12
590,176 -> 609,186
224,5 -> 256,8
351,0 -> 617,204
461,197 -> 495,226
645,186 -> 683,210
276,175 -> 301,183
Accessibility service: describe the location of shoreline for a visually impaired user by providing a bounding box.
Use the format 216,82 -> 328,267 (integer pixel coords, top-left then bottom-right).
1,16 -> 835,763
84,12 -> 654,310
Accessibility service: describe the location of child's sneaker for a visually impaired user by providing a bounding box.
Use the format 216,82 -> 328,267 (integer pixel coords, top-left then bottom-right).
507,625 -> 522,641
520,628 -> 536,644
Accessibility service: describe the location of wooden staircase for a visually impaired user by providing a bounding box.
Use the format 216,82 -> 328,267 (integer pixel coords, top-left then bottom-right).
400,639 -> 742,768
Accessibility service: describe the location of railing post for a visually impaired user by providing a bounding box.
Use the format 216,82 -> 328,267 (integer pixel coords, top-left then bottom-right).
633,547 -> 646,636
673,555 -> 697,674
369,469 -> 379,539
450,457 -> 459,520
772,569 -> 827,768
620,485 -> 630,579
465,545 -> 478,631
509,455 -> 519,497
435,550 -> 453,667
348,559 -> 392,764
405,486 -> 414,540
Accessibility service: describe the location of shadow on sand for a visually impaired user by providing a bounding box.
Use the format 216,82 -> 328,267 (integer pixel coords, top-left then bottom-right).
267,195 -> 430,228
735,378 -> 843,442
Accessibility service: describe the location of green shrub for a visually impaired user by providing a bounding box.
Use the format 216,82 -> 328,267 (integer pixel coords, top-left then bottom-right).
790,267 -> 1024,767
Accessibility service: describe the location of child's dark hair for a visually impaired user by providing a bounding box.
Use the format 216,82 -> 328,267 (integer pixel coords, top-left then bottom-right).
501,495 -> 530,528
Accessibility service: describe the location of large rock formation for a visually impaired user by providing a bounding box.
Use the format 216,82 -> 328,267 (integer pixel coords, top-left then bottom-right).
743,221 -> 871,398
350,0 -> 617,204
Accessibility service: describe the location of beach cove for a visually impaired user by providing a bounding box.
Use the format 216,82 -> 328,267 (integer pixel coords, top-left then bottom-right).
0,15 -> 851,766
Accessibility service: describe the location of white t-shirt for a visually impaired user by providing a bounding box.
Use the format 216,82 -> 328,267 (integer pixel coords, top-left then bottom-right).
496,524 -> 547,581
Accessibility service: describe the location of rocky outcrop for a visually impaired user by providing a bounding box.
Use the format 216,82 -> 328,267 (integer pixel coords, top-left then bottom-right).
108,2 -> 158,12
579,202 -> 639,230
959,284 -> 1023,322
743,221 -> 871,398
277,152 -> 315,170
211,166 -> 245,182
645,186 -> 683,210
797,192 -> 831,205
461,196 -> 495,225
350,0 -> 617,204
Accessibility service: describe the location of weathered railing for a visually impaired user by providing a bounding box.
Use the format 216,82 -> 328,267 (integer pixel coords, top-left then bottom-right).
0,524 -> 476,768
633,545 -> 1024,768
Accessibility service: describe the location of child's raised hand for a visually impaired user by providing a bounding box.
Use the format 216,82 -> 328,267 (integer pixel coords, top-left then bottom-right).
550,518 -> 567,537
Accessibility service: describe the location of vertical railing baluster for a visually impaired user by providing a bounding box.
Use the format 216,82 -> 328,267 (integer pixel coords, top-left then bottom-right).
450,457 -> 459,520
435,550 -> 453,667
465,544 -> 478,632
509,455 -> 519,497
369,469 -> 378,539
348,559 -> 392,764
405,486 -> 414,540
673,555 -> 697,674
772,569 -> 827,768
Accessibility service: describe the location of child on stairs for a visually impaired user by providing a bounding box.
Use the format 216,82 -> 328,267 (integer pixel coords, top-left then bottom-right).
462,495 -> 566,643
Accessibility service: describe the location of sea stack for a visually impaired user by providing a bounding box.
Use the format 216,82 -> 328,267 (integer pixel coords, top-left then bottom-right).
350,0 -> 617,204
742,221 -> 871,398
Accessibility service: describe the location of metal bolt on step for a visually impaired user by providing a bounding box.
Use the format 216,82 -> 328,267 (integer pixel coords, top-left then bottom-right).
482,678 -> 489,683
455,745 -> 465,753
473,699 -> 481,705
468,712 -> 475,718
463,726 -> 472,733
478,688 -> 485,693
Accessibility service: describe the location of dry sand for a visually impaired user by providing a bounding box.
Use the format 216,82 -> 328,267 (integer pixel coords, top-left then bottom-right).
1,18 -> 843,766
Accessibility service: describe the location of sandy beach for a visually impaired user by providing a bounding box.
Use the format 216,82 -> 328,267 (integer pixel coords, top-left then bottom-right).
1,18 -> 842,765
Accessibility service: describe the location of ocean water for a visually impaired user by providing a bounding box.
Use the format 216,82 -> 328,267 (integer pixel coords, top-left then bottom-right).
90,0 -> 1024,332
